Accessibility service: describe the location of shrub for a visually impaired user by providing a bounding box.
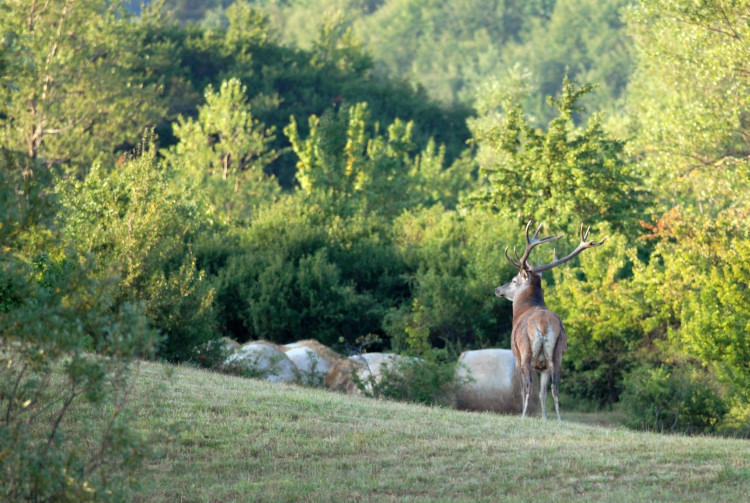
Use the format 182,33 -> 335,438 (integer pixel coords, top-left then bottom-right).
357,305 -> 463,406
619,362 -> 728,435
58,142 -> 218,361
0,255 -> 162,502
355,349 -> 460,406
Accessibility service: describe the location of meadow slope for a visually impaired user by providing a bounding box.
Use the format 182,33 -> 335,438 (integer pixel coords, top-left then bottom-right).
128,361 -> 750,502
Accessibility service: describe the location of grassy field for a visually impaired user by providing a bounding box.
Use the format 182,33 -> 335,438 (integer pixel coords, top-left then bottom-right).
126,361 -> 750,502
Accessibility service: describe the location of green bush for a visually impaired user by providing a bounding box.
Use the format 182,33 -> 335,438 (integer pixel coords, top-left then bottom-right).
388,205 -> 519,349
1,161 -> 162,501
57,142 -> 218,361
357,307 -> 465,406
211,196 -> 402,347
356,349 -> 459,406
619,362 -> 728,435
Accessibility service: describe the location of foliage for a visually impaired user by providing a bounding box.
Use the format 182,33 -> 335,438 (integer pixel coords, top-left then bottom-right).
624,0 -> 750,422
287,101 -> 474,216
0,0 -> 165,168
501,0 -> 634,124
627,0 -> 750,204
210,196 -> 397,347
388,205 -> 520,350
57,141 -> 217,361
355,350 -> 460,406
620,362 -> 728,435
146,1 -> 472,188
469,77 -> 643,237
546,230 -> 645,406
356,303 -> 463,406
1,152 -> 162,502
634,206 -> 750,405
165,77 -> 280,222
5,0 -> 750,439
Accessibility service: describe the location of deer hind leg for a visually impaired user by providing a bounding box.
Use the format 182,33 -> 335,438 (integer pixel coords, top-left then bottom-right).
539,370 -> 550,420
520,360 -> 533,418
540,326 -> 561,421
551,367 -> 562,422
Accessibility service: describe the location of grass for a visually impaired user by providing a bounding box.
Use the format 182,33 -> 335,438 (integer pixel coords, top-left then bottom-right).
124,360 -> 750,502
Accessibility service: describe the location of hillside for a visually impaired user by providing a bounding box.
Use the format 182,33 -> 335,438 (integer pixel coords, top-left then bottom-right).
126,361 -> 750,502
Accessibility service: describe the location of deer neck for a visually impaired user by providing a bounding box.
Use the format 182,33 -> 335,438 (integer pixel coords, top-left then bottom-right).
512,276 -> 547,319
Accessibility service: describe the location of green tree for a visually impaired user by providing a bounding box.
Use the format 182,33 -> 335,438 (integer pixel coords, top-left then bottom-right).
469,77 -> 643,237
165,78 -> 280,221
387,205 -> 520,350
627,0 -> 750,205
0,0 -> 164,169
58,141 -> 217,361
501,0 -> 634,125
286,102 -> 416,217
546,230 -> 645,406
0,150 -> 163,501
625,0 -> 750,420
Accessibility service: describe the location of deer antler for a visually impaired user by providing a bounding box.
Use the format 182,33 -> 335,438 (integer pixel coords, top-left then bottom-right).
504,221 -> 563,271
531,223 -> 606,273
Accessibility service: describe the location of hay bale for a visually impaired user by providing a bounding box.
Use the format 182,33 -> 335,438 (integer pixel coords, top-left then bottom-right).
324,357 -> 365,394
224,340 -> 299,383
455,348 -> 539,414
283,339 -> 341,365
352,353 -> 409,394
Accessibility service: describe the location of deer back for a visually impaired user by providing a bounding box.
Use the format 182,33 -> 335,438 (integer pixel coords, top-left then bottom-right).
509,273 -> 566,367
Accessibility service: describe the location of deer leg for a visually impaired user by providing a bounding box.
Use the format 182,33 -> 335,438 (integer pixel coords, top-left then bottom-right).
539,370 -> 550,420
551,368 -> 562,422
521,363 -> 532,417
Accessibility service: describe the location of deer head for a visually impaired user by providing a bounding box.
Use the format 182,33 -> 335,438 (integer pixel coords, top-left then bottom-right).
495,221 -> 606,301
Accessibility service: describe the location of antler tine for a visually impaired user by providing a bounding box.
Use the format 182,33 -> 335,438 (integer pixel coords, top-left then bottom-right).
514,247 -> 523,263
517,220 -> 563,269
527,221 -> 543,242
504,246 -> 523,270
532,223 -> 607,273
581,224 -> 591,242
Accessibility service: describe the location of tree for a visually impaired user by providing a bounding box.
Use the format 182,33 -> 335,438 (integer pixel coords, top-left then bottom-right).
501,0 -> 634,125
0,0 -> 164,169
625,0 -> 750,415
286,102 -> 415,217
627,0 -> 750,206
0,149 -> 162,502
165,78 -> 280,221
59,140 -> 217,361
469,77 -> 644,237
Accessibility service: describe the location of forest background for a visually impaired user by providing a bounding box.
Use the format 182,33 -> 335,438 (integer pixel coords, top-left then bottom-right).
2,2 -> 749,492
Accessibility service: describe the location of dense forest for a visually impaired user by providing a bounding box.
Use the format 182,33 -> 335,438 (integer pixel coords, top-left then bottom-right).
2,0 -> 750,498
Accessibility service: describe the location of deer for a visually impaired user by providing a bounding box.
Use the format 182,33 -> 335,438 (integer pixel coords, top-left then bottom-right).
495,221 -> 605,421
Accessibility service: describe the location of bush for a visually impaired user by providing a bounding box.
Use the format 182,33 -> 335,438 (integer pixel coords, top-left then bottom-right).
619,362 -> 728,435
211,196 -> 399,346
0,252 -> 162,502
58,142 -> 218,361
355,349 -> 459,406
388,205 -> 519,349
357,306 -> 463,406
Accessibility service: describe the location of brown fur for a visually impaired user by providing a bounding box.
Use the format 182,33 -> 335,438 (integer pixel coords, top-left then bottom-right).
498,271 -> 567,420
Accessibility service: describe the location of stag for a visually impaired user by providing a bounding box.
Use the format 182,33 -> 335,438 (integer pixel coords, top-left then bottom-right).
495,221 -> 605,420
